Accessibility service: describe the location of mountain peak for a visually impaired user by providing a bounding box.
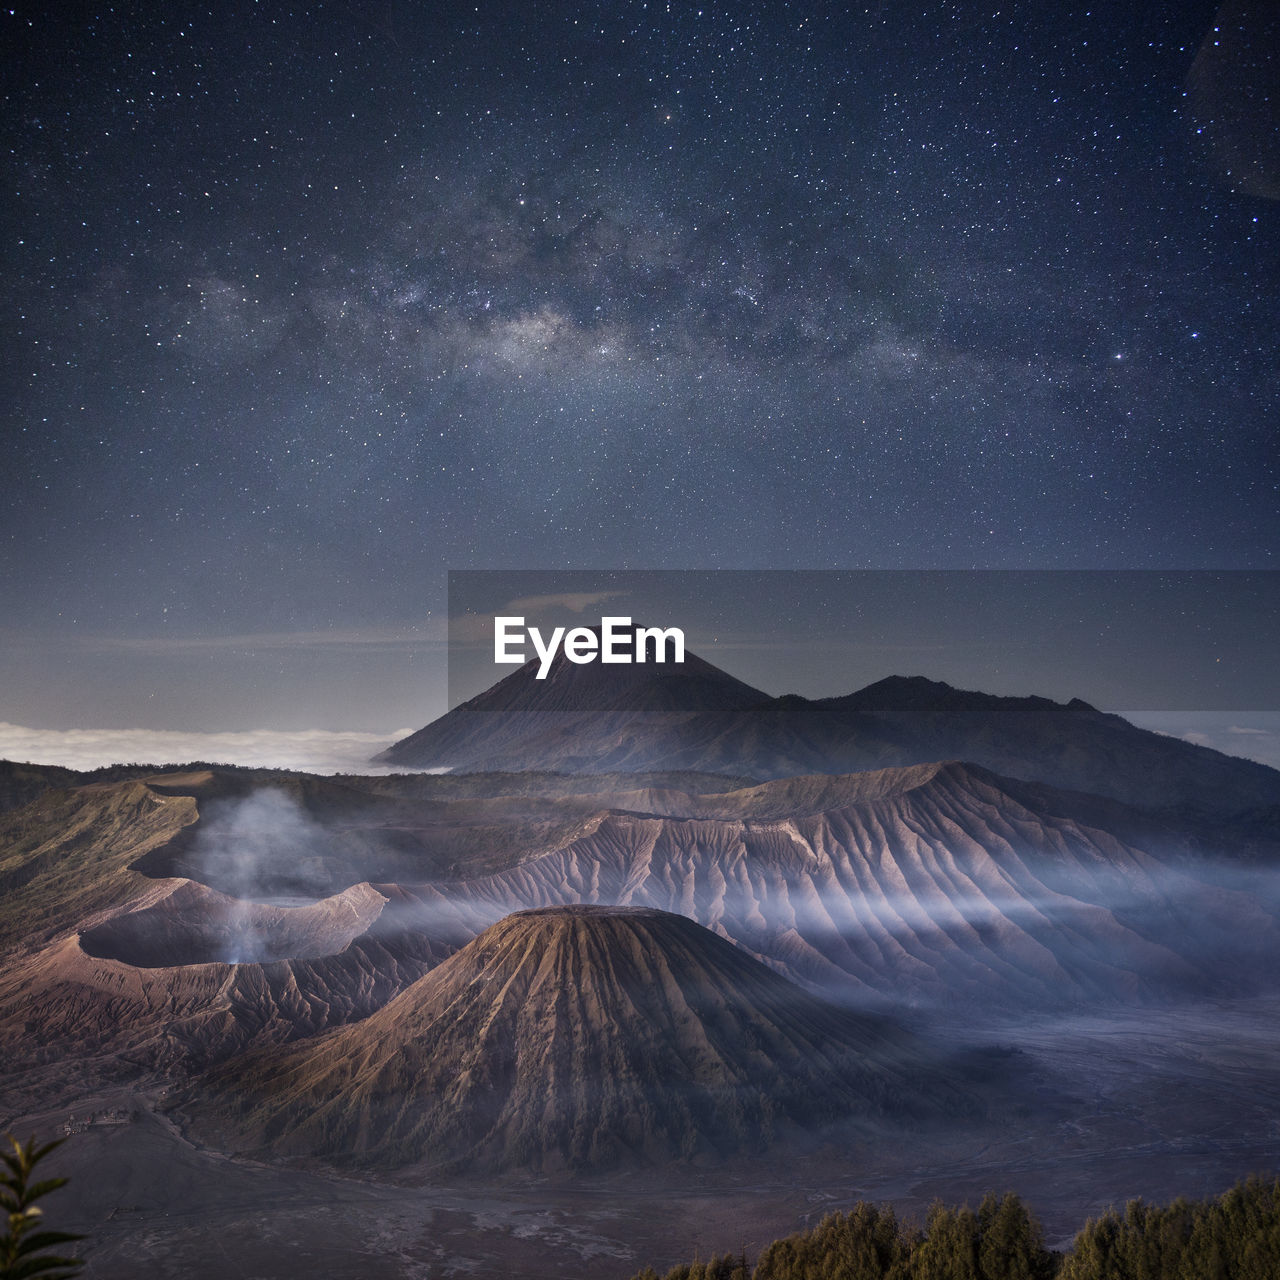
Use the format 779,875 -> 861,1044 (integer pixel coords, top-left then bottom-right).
846,674 -> 960,702
376,659 -> 1280,819
468,624 -> 767,715
197,904 -> 952,1171
375,629 -> 767,767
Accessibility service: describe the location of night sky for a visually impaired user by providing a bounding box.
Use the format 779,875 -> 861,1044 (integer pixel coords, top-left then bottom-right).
2,1 -> 1277,746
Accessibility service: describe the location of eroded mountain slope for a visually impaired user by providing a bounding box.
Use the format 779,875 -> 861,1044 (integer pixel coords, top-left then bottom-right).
393,762 -> 1280,1007
192,906 -> 967,1172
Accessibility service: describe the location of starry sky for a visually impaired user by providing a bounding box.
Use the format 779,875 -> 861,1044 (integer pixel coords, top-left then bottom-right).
2,1 -> 1278,741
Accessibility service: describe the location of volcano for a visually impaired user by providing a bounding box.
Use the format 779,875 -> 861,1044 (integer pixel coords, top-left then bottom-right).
375,624 -> 769,773
388,760 -> 1280,1009
194,905 -> 960,1172
378,650 -> 1280,819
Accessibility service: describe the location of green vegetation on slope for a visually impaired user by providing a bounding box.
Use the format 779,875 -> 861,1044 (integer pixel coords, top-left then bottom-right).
629,1177 -> 1280,1280
1060,1177 -> 1280,1280
0,781 -> 197,952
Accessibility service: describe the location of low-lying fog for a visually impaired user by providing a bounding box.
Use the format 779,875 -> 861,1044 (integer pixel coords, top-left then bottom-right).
3,712 -> 1280,772
154,785 -> 1280,1020
0,724 -> 431,773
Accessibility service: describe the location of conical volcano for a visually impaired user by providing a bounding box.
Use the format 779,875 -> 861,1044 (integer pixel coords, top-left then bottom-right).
196,905 -> 956,1171
374,626 -> 768,770
379,657 -> 1280,818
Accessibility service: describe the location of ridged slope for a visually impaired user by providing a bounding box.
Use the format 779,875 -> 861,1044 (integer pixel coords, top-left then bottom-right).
197,906 -> 952,1171
0,879 -> 448,1076
395,762 -> 1280,1007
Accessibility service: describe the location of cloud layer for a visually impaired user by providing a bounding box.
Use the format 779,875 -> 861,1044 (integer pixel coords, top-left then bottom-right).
2,714 -> 1277,777
0,724 -> 423,775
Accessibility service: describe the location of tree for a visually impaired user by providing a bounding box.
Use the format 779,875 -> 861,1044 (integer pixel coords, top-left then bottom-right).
977,1192 -> 1057,1280
0,1135 -> 84,1280
911,1203 -> 981,1280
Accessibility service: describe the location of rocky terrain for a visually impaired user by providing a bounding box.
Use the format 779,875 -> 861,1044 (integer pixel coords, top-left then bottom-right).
2,660 -> 1279,1276
395,760 -> 1280,1008
5,751 -> 1276,1101
191,905 -> 970,1172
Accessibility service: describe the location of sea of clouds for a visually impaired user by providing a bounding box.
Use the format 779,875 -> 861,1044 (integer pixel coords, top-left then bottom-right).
1125,712 -> 1280,772
0,724 -> 429,775
0,714 -> 1276,776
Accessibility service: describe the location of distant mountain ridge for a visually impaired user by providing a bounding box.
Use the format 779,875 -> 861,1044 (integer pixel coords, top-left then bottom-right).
377,654 -> 1280,819
388,758 -> 1280,1009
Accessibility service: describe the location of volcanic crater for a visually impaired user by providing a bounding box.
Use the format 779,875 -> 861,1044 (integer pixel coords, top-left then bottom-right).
78,880 -> 388,967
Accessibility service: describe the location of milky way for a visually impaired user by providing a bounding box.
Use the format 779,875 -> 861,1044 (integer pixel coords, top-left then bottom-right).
2,2 -> 1276,730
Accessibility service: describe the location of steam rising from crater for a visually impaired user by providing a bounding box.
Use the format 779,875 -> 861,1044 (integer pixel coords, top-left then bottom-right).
192,790 -> 332,898
188,789 -> 337,961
